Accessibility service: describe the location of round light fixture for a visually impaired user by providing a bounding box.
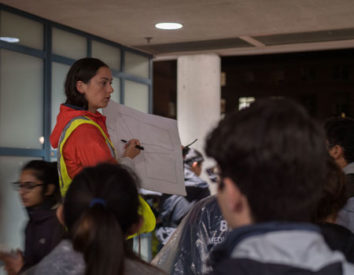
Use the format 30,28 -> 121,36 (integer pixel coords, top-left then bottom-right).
155,22 -> 183,30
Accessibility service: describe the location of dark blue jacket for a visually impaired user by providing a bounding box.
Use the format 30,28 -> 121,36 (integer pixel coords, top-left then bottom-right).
319,222 -> 354,263
209,222 -> 354,275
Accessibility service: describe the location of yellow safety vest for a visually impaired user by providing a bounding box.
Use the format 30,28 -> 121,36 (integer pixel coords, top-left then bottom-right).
57,116 -> 156,234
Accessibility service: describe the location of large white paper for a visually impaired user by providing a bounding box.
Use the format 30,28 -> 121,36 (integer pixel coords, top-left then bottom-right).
103,101 -> 186,196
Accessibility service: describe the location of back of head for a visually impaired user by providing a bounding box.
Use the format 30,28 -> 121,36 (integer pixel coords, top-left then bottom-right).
64,163 -> 140,275
65,57 -> 108,109
22,160 -> 60,203
325,117 -> 354,164
206,98 -> 327,223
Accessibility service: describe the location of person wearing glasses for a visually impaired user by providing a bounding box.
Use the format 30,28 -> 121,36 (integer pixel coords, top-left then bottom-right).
0,160 -> 63,274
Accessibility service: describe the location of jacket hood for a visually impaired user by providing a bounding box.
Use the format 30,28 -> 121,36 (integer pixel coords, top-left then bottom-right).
209,222 -> 321,266
50,104 -> 106,148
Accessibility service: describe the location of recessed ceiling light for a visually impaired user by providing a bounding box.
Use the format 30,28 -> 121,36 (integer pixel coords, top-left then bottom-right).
0,37 -> 20,43
155,23 -> 183,30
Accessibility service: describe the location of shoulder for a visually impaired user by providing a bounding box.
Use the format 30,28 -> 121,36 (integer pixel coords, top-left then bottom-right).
125,259 -> 166,275
66,123 -> 107,146
29,240 -> 85,275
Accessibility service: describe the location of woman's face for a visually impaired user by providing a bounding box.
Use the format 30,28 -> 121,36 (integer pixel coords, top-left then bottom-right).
77,66 -> 114,113
18,169 -> 44,208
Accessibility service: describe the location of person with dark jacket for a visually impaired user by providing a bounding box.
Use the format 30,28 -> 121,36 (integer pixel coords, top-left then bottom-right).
0,160 -> 63,274
156,148 -> 210,245
325,117 -> 354,232
314,157 -> 354,263
205,98 -> 354,274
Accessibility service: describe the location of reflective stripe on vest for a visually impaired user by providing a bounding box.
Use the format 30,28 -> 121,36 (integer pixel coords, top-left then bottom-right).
57,116 -> 156,234
57,116 -> 116,197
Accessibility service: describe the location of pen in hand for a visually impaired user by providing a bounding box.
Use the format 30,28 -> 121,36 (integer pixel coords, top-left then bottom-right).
121,139 -> 144,150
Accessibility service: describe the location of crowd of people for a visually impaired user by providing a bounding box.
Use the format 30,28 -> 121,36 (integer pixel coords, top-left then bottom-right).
2,57 -> 354,274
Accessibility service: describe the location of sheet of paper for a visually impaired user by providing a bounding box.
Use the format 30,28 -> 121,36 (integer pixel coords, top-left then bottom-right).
103,101 -> 186,195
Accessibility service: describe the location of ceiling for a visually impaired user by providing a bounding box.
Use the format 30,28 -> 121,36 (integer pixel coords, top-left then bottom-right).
3,0 -> 354,58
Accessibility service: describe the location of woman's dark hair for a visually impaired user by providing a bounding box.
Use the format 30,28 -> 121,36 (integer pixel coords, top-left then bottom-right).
22,160 -> 60,202
65,57 -> 109,109
63,163 -> 141,275
314,157 -> 347,222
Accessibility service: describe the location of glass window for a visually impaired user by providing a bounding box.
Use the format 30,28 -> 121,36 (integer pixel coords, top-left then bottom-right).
0,11 -> 43,50
51,62 -> 70,132
92,41 -> 120,71
52,28 -> 87,59
124,80 -> 149,113
0,50 -> 43,148
110,76 -> 120,103
125,51 -> 149,78
0,156 -> 34,248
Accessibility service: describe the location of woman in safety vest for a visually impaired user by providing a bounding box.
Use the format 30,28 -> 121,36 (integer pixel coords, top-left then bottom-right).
50,57 -> 155,234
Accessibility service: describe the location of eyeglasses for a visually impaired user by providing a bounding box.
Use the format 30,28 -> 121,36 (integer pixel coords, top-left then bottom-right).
12,181 -> 45,192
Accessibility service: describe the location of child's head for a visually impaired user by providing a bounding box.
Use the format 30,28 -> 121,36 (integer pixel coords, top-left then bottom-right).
15,160 -> 59,208
63,163 -> 141,275
206,98 -> 327,227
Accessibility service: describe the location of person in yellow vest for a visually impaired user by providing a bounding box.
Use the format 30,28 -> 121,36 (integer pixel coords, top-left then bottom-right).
50,57 -> 155,234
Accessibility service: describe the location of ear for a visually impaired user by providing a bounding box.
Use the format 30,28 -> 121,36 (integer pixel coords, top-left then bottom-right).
223,178 -> 243,212
56,204 -> 65,226
76,80 -> 86,94
127,216 -> 144,236
221,178 -> 253,227
44,184 -> 56,196
329,145 -> 344,160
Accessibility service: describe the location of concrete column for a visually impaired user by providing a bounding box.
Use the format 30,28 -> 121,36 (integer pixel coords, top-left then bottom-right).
177,54 -> 221,193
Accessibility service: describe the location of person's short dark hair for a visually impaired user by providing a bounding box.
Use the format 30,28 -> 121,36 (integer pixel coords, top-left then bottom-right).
325,117 -> 354,163
314,157 -> 347,222
205,98 -> 327,223
65,57 -> 109,109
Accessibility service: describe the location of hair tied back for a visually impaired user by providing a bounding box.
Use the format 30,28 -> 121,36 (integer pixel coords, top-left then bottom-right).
89,198 -> 106,208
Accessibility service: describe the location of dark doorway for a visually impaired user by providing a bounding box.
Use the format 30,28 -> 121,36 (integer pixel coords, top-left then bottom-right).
153,49 -> 354,121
